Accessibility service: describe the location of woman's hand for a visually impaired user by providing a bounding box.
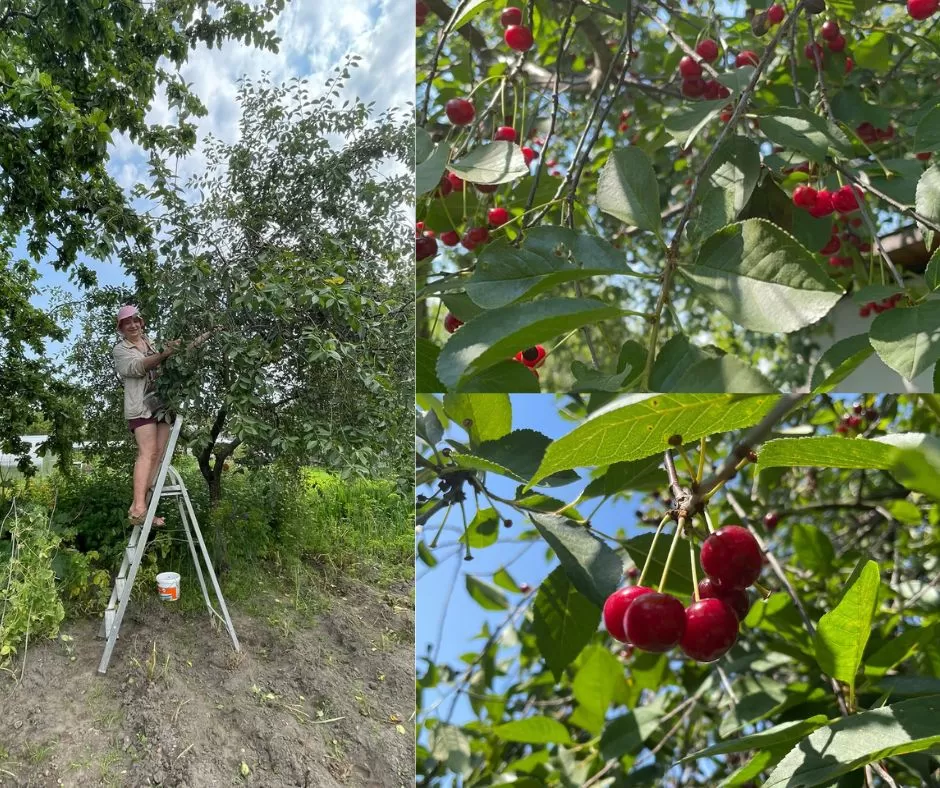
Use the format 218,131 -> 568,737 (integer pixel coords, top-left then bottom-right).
163,339 -> 182,357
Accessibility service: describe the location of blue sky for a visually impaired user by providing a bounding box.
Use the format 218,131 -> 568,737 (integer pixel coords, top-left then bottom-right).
416,394 -> 646,726
26,0 -> 414,360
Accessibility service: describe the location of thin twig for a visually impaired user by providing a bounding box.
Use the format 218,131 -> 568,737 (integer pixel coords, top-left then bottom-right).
834,165 -> 940,236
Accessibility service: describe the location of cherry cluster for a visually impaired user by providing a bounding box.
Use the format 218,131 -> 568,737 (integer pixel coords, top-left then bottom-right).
676,54 -> 731,100
859,292 -> 905,319
792,183 -> 863,219
835,402 -> 879,434
602,526 -> 762,663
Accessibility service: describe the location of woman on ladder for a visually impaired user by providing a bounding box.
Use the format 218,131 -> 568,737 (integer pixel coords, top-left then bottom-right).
113,305 -> 209,526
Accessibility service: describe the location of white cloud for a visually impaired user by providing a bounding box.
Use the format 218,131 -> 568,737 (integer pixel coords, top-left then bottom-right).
110,0 -> 415,195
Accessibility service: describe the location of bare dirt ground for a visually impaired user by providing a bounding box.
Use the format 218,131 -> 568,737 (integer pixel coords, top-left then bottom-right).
0,578 -> 414,787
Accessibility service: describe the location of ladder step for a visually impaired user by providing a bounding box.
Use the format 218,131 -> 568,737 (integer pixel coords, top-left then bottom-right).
103,608 -> 115,636
125,545 -> 139,564
160,486 -> 182,495
115,577 -> 126,599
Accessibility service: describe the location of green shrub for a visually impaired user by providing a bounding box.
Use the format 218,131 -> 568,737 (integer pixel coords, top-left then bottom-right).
0,502 -> 66,666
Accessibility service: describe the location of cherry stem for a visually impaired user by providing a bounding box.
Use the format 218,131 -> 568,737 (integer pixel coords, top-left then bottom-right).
429,501 -> 453,548
658,516 -> 685,593
689,527 -> 700,602
703,507 -> 716,534
678,446 -> 697,481
637,513 -> 670,587
696,437 -> 707,485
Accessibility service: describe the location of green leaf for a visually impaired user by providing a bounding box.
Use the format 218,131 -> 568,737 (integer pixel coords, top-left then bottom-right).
865,623 -> 936,677
869,301 -> 940,382
529,513 -> 623,607
758,434 -> 940,499
681,715 -> 830,762
791,524 -> 835,574
664,100 -> 725,146
456,360 -> 542,393
532,567 -> 601,679
570,360 -> 634,392
814,560 -> 880,690
430,724 -> 471,775
852,30 -> 892,70
531,394 -> 778,483
460,508 -> 500,548
449,0 -> 495,29
452,429 -> 580,487
757,107 -> 847,162
417,137 -> 451,196
810,334 -> 875,392
679,219 -> 844,333
493,567 -> 520,593
493,715 -> 573,745
702,136 -> 761,220
650,335 -> 774,392
916,165 -> 940,225
926,247 -> 940,291
417,338 -> 445,392
436,298 -> 624,389
764,695 -> 940,787
443,393 -> 512,445
449,141 -> 529,185
465,226 -> 629,309
599,706 -> 663,760
465,575 -> 509,611
572,645 -> 627,734
915,105 -> 940,153
596,148 -> 662,234
417,540 -> 438,568
583,455 -> 668,498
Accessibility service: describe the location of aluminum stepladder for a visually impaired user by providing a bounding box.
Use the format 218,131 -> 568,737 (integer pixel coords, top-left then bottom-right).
97,417 -> 240,674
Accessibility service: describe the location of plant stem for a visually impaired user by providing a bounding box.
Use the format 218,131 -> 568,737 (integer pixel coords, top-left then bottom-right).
638,514 -> 671,587
658,517 -> 685,593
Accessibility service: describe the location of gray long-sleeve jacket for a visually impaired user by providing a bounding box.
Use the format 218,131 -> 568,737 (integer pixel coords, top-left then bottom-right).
113,337 -> 158,419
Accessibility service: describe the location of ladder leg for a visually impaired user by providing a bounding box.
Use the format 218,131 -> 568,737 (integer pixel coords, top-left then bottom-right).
177,495 -> 213,612
179,485 -> 240,652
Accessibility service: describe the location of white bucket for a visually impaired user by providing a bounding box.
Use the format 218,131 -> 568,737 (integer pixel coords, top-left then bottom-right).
156,572 -> 181,602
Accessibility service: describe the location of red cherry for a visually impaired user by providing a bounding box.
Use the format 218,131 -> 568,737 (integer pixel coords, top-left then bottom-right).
697,578 -> 751,621
515,344 -> 546,368
866,407 -> 879,421
792,185 -> 818,209
443,312 -> 463,333
445,98 -> 475,126
494,125 -> 517,142
828,34 -> 846,52
679,55 -> 703,78
832,184 -> 860,213
845,57 -> 854,73
467,226 -> 489,244
700,525 -> 763,589
488,207 -> 510,226
416,0 -> 428,25
718,85 -> 731,99
440,230 -> 460,246
859,304 -> 872,318
603,585 -> 654,642
476,183 -> 498,194
436,175 -> 453,197
703,79 -> 722,100
819,235 -> 840,255
720,109 -> 733,123
415,221 -> 425,232
876,126 -> 895,141
908,0 -> 938,19
416,235 -> 438,261
763,511 -> 779,530
505,24 -> 534,51
680,599 -> 740,662
696,38 -> 719,62
768,3 -> 785,23
736,50 -> 759,67
521,146 -> 538,165
627,566 -> 639,580
682,77 -> 706,98
809,190 -> 834,218
460,234 -> 478,251
820,19 -> 840,40
500,6 -> 522,26
624,593 -> 686,652
917,152 -> 933,161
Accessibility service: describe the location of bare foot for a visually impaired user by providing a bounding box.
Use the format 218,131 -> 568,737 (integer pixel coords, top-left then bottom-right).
128,510 -> 165,527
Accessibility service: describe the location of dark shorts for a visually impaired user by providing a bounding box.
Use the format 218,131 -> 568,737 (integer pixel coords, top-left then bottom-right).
128,417 -> 158,433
